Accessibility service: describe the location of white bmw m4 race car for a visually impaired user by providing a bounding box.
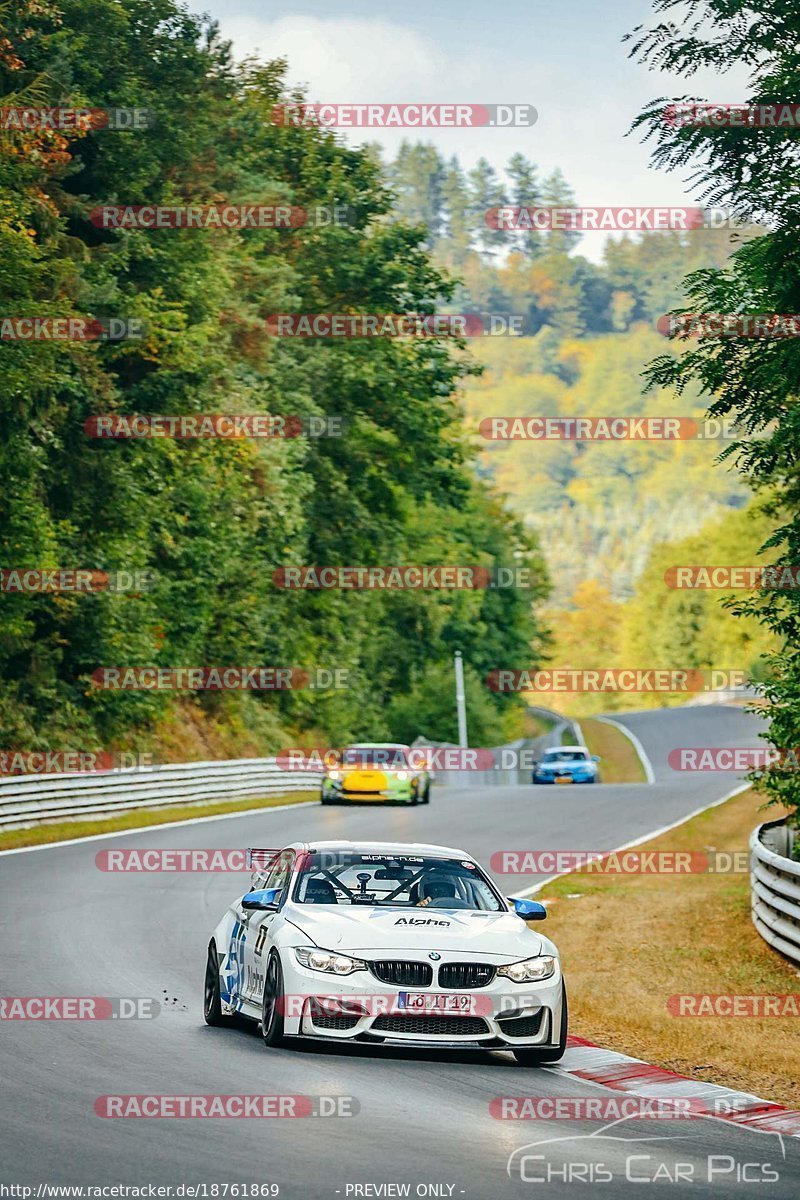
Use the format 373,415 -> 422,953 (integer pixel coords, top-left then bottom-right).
204,840 -> 567,1065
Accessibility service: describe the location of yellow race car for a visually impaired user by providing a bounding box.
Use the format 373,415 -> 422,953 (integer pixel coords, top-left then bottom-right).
320,743 -> 431,806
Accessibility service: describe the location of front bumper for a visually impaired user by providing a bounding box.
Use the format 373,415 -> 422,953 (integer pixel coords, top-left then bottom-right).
532,772 -> 594,784
321,775 -> 419,802
281,954 -> 563,1048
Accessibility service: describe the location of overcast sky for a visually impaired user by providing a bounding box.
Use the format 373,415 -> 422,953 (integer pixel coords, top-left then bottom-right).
201,0 -> 751,261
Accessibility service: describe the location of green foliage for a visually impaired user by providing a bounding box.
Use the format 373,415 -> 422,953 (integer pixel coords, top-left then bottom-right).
629,0 -> 800,820
463,326 -> 748,603
384,661 -> 521,746
0,0 -> 549,751
620,503 -> 779,701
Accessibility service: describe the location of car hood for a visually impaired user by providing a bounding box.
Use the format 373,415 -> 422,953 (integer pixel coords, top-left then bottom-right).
285,905 -> 543,959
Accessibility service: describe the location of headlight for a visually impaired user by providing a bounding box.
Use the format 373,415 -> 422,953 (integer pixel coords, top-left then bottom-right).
326,769 -> 341,780
497,955 -> 557,983
395,770 -> 409,780
294,947 -> 367,975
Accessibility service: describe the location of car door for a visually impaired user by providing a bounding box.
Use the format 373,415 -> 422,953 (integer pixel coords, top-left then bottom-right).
241,849 -> 295,1006
219,864 -> 269,1013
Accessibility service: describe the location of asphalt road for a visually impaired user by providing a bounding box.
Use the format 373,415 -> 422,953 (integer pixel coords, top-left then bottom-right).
1,704 -> 797,1197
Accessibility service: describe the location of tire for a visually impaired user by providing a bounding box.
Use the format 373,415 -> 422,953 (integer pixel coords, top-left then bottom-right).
203,941 -> 228,1027
408,783 -> 419,805
512,983 -> 567,1065
422,782 -> 431,804
261,952 -> 286,1047
320,788 -> 333,804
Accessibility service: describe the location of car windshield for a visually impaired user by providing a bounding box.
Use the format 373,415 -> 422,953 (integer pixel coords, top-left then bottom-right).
343,745 -> 409,768
293,852 -> 505,911
543,750 -> 588,762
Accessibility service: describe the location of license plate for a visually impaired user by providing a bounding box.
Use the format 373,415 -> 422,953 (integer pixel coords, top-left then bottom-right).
555,775 -> 572,784
398,991 -> 476,1014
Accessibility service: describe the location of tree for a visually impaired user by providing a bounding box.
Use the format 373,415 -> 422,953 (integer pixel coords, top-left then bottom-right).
506,152 -> 543,259
539,168 -> 581,256
0,0 -> 551,753
385,141 -> 445,248
629,0 -> 800,822
440,156 -> 472,267
468,157 -> 509,259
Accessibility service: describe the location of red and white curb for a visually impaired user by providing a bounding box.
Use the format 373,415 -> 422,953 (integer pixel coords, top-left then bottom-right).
552,1035 -> 800,1136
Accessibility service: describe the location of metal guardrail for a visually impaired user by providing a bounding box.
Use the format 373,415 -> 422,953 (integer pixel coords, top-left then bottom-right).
0,708 -> 601,830
750,818 -> 800,966
0,759 -> 323,830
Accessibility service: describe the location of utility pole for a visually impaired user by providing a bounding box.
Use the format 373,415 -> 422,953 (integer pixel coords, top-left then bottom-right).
454,650 -> 468,748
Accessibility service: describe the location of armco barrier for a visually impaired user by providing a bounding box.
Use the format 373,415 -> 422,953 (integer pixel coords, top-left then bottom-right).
0,759 -> 323,830
750,818 -> 800,966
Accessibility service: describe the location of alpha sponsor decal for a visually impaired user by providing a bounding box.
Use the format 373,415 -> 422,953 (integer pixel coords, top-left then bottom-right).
394,917 -> 451,927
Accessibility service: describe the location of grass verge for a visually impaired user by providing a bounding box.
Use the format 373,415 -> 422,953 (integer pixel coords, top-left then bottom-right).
0,790 -> 315,852
580,716 -> 647,783
540,788 -> 800,1106
524,711 -> 557,740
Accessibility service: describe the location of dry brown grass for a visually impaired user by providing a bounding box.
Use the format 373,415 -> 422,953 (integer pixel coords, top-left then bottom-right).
579,716 -> 647,783
541,788 -> 800,1106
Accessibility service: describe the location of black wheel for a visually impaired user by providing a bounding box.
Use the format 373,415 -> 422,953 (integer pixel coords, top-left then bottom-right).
261,952 -> 286,1047
408,782 -> 419,805
203,941 -> 228,1026
320,788 -> 332,804
513,983 -> 567,1065
422,782 -> 431,804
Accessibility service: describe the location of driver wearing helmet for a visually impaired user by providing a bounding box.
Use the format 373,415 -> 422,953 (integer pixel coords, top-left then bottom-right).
416,870 -> 461,907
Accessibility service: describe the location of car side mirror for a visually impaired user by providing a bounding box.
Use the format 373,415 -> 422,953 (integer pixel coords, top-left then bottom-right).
508,897 -> 547,920
242,887 -> 281,911
592,755 -> 601,762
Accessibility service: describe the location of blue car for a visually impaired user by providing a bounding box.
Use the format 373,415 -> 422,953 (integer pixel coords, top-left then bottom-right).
532,746 -> 601,785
